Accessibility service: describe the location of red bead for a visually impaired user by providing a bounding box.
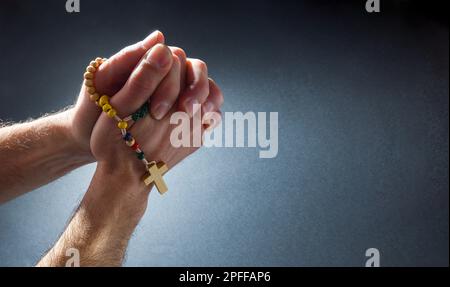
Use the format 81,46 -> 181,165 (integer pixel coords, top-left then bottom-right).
131,142 -> 139,151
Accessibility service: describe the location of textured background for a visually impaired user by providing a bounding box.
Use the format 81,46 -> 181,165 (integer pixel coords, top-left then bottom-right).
0,0 -> 448,266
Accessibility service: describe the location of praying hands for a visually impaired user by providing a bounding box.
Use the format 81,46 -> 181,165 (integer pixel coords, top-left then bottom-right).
0,31 -> 224,266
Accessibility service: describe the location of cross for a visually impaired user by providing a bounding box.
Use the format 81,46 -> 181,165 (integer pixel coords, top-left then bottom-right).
142,161 -> 169,194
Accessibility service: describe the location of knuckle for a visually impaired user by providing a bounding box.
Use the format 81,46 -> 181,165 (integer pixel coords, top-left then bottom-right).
197,80 -> 209,99
140,58 -> 158,71
172,54 -> 181,67
187,81 -> 209,101
196,60 -> 208,74
118,45 -> 134,57
190,58 -> 208,75
217,91 -> 224,106
139,57 -> 172,75
209,78 -> 224,106
128,73 -> 155,94
161,82 -> 180,98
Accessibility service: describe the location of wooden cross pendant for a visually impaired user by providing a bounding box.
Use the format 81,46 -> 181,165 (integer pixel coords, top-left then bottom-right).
142,161 -> 169,194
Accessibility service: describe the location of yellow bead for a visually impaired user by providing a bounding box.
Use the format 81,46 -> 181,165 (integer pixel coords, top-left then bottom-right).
86,66 -> 96,73
98,95 -> 109,106
90,93 -> 100,102
84,79 -> 94,87
95,57 -> 103,65
90,61 -> 99,68
107,109 -> 117,118
102,103 -> 112,112
126,138 -> 136,147
84,72 -> 94,80
87,87 -> 96,94
117,121 -> 128,129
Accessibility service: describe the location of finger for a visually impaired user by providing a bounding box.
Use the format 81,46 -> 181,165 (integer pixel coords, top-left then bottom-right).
111,44 -> 173,117
178,59 -> 209,117
150,55 -> 181,120
79,32 -> 163,131
202,79 -> 224,131
95,30 -> 165,95
208,110 -> 222,130
169,46 -> 187,89
202,78 -> 224,115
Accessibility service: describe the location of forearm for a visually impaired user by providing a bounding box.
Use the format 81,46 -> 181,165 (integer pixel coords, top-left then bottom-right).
37,162 -> 149,267
0,109 -> 93,203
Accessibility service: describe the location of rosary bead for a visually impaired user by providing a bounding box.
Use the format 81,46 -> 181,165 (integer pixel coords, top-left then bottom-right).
117,121 -> 128,129
102,103 -> 112,113
84,79 -> 94,87
98,95 -> 109,106
131,104 -> 149,122
84,72 -> 94,79
137,151 -> 145,160
131,142 -> 139,150
126,138 -> 136,147
107,109 -> 117,118
123,132 -> 132,141
87,87 -> 96,94
86,66 -> 96,73
89,93 -> 100,102
90,61 -> 99,68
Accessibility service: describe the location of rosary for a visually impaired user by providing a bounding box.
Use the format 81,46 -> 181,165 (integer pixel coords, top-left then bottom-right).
84,57 -> 169,194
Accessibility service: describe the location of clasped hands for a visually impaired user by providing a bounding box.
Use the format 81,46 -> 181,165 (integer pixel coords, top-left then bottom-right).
73,30 -> 224,229
32,31 -> 223,266
73,30 -> 223,172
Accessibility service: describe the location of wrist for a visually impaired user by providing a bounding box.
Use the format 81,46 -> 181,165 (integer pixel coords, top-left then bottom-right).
37,161 -> 149,267
61,108 -> 96,164
81,161 -> 150,231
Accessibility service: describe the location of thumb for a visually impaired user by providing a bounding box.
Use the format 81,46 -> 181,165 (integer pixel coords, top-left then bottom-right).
110,44 -> 173,118
95,30 -> 165,96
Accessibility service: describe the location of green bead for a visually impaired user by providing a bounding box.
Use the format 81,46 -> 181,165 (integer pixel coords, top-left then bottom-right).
137,151 -> 145,160
132,104 -> 149,122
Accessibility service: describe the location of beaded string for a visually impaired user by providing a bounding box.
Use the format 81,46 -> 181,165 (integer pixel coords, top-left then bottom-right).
84,58 -> 153,169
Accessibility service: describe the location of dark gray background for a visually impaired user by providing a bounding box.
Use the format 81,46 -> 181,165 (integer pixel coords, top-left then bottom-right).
0,0 -> 448,266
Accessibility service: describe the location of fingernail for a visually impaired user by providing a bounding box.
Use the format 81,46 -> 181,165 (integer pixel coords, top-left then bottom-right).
141,31 -> 164,49
152,102 -> 171,120
147,30 -> 159,40
146,44 -> 171,68
184,98 -> 200,117
202,101 -> 214,114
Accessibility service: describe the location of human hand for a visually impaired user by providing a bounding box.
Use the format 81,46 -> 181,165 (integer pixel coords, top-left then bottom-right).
89,43 -> 223,184
36,33 -> 224,267
79,37 -> 223,221
68,30 -> 189,160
